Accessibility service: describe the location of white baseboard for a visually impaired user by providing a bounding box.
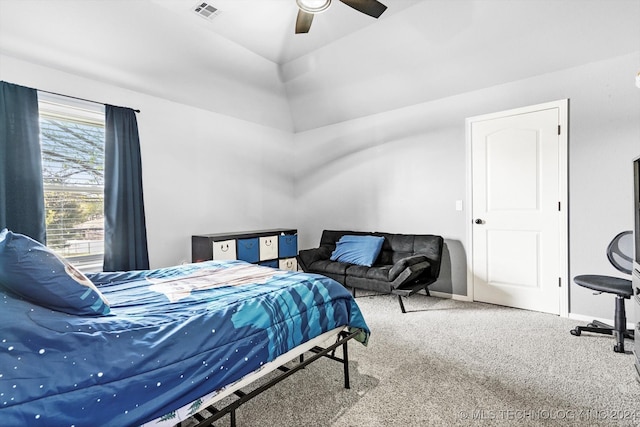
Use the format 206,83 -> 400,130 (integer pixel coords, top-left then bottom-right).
568,312 -> 635,331
428,290 -> 473,302
425,293 -> 635,330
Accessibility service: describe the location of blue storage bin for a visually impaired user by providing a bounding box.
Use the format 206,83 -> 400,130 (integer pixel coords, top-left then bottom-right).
237,238 -> 259,263
259,260 -> 279,268
279,234 -> 298,258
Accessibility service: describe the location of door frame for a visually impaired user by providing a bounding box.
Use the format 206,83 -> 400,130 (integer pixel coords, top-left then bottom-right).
465,99 -> 569,317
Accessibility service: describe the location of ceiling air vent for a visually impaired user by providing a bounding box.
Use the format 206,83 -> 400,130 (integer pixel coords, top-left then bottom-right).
192,2 -> 220,21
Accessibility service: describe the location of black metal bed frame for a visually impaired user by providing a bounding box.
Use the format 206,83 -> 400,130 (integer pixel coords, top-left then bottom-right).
181,329 -> 358,427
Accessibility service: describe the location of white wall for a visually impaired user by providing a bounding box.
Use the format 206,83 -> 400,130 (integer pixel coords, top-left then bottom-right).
294,95 -> 468,295
3,50 -> 638,321
0,0 -> 294,132
294,52 -> 640,319
282,0 -> 640,132
0,54 -> 295,268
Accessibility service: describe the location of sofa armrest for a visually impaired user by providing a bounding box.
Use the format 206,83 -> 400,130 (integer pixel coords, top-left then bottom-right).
297,247 -> 332,271
388,255 -> 430,282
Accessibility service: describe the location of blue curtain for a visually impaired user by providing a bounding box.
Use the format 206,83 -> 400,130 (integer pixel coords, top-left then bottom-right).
0,81 -> 45,243
104,105 -> 149,271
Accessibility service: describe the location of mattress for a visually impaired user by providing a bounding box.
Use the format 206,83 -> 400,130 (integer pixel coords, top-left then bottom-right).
0,260 -> 369,426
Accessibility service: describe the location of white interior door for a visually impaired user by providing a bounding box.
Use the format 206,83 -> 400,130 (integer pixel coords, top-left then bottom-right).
469,102 -> 567,315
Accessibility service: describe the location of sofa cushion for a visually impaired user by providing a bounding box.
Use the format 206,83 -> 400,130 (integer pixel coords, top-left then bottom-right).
345,276 -> 394,294
345,264 -> 392,282
297,246 -> 333,271
309,259 -> 351,275
330,235 -> 385,267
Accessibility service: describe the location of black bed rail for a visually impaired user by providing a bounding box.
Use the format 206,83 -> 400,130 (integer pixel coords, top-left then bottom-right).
186,329 -> 358,427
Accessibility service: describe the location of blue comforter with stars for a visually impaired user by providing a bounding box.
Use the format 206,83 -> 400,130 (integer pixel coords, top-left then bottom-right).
0,260 -> 369,427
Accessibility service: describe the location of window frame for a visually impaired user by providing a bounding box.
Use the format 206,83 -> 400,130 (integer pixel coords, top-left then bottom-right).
38,92 -> 106,271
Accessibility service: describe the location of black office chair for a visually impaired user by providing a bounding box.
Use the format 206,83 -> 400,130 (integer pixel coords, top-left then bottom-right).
570,231 -> 635,353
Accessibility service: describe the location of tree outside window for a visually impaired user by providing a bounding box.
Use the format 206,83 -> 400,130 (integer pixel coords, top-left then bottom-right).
39,95 -> 105,266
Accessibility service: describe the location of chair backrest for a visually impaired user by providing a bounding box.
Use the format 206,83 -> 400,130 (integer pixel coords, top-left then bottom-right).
606,230 -> 633,275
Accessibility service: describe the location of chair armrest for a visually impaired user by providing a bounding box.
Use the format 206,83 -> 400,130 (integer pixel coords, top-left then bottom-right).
388,255 -> 430,282
297,247 -> 332,271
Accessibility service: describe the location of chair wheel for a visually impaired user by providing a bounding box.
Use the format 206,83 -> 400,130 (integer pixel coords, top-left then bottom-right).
614,344 -> 625,353
570,328 -> 581,336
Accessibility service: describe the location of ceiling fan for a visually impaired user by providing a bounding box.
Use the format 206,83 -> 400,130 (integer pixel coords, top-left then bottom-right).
295,0 -> 388,34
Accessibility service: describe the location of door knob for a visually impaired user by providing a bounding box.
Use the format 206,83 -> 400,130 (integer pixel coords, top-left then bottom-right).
474,219 -> 484,224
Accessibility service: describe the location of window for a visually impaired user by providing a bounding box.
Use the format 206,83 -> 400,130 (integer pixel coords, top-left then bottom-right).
38,93 -> 105,269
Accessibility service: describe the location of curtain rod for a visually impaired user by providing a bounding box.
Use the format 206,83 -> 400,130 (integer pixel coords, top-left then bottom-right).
38,88 -> 141,113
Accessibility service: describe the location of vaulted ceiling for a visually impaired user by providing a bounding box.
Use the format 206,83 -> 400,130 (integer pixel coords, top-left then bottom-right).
152,0 -> 422,64
0,0 -> 638,132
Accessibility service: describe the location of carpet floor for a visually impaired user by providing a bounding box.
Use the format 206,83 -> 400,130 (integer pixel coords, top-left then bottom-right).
194,293 -> 640,426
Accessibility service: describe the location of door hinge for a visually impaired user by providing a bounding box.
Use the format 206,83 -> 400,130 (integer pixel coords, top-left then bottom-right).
558,201 -> 561,211
558,277 -> 562,287
558,125 -> 561,135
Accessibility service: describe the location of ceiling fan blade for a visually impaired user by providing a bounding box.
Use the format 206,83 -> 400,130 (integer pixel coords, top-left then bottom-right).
339,0 -> 387,18
295,10 -> 314,33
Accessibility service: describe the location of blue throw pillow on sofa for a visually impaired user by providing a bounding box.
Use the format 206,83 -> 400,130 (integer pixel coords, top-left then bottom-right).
0,228 -> 110,316
330,235 -> 385,267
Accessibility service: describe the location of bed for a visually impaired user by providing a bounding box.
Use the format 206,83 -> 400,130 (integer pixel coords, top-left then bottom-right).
0,229 -> 370,427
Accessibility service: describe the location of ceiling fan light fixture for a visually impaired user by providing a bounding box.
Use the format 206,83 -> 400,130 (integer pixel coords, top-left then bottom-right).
296,0 -> 331,14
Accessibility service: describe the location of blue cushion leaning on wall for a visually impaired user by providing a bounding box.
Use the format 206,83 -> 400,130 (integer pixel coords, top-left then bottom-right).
0,228 -> 110,315
330,235 -> 385,267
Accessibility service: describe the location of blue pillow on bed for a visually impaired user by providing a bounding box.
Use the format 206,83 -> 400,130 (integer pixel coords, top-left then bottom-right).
0,229 -> 110,316
330,235 -> 385,267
